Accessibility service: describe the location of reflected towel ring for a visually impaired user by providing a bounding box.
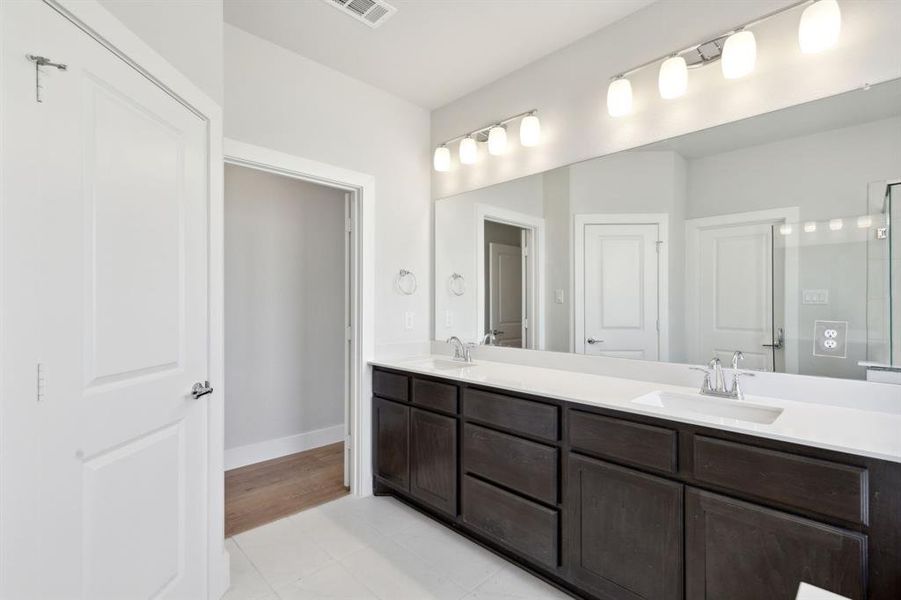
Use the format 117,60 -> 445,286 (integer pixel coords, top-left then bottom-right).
397,269 -> 417,295
448,273 -> 466,296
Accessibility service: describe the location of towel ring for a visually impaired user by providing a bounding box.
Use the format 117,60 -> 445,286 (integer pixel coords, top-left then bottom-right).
448,273 -> 466,296
397,269 -> 417,295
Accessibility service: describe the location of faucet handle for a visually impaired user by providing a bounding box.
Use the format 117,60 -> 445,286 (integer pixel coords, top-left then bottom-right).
731,351 -> 744,370
731,370 -> 756,400
689,366 -> 713,391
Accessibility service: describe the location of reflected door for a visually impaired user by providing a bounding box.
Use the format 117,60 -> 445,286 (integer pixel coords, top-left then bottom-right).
1,2 -> 210,597
698,223 -> 774,370
582,224 -> 659,360
488,242 -> 524,347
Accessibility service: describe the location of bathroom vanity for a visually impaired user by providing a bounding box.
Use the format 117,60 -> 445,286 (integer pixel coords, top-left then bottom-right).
370,359 -> 901,600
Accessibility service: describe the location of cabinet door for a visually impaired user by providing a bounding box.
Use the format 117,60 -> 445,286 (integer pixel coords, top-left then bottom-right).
410,408 -> 458,516
686,488 -> 866,600
374,397 -> 409,491
565,454 -> 683,600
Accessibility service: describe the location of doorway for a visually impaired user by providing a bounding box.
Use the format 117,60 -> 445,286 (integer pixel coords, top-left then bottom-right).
222,164 -> 353,535
476,205 -> 545,349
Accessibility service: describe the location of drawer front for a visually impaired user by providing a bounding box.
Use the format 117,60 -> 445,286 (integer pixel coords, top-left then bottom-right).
373,369 -> 408,402
693,436 -> 868,525
412,378 -> 458,414
464,423 -> 558,504
463,388 -> 559,441
462,475 -> 559,569
568,410 -> 678,474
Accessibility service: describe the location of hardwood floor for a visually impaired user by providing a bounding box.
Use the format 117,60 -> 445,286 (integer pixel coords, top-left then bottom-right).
225,442 -> 349,537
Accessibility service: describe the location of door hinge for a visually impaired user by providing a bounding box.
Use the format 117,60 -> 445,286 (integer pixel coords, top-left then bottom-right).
345,325 -> 353,341
345,217 -> 353,233
36,362 -> 46,402
522,245 -> 529,257
656,319 -> 660,332
655,240 -> 663,253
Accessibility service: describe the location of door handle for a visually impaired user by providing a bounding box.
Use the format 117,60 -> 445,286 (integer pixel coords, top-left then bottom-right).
762,328 -> 785,350
586,337 -> 604,345
491,329 -> 504,335
191,381 -> 213,399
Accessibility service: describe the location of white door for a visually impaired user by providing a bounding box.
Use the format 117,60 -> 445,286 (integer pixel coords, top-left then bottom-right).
489,242 -> 523,347
581,224 -> 659,359
2,3 -> 210,598
698,223 -> 774,371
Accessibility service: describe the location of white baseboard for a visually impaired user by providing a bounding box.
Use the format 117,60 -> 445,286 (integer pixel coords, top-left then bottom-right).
224,424 -> 345,471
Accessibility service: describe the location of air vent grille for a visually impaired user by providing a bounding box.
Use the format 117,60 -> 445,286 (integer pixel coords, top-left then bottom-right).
324,0 -> 396,29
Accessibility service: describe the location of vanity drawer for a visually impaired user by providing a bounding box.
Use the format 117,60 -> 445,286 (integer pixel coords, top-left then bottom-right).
463,423 -> 558,504
462,475 -> 559,569
568,409 -> 678,474
412,378 -> 458,414
463,388 -> 559,442
373,369 -> 408,402
692,435 -> 868,525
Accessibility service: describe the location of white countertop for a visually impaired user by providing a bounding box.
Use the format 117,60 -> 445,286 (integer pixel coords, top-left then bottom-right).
370,355 -> 901,464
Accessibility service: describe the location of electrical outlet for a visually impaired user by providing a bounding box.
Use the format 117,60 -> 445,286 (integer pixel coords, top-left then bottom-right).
813,320 -> 847,358
404,311 -> 414,330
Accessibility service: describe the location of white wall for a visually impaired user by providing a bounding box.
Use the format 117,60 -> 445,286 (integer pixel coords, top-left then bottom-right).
224,165 -> 345,458
432,0 -> 901,199
224,24 -> 432,354
98,0 -> 223,104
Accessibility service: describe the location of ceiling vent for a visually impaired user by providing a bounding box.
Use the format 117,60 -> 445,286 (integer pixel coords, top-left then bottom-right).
324,0 -> 397,29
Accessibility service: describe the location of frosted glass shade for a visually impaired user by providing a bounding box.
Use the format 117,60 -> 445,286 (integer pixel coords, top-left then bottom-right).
799,0 -> 841,54
519,114 -> 541,147
778,224 -> 793,235
829,218 -> 843,231
433,146 -> 450,172
607,77 -> 633,117
722,30 -> 757,79
857,215 -> 872,229
487,125 -> 507,156
803,222 -> 817,233
459,136 -> 478,165
658,55 -> 688,99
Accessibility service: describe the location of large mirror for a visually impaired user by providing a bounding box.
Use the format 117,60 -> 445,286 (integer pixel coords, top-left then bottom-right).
434,78 -> 901,381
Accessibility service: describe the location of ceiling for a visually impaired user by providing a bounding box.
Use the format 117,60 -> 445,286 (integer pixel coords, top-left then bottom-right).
223,0 -> 656,109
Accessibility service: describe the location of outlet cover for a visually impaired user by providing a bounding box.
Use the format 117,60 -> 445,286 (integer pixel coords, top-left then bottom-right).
813,320 -> 847,358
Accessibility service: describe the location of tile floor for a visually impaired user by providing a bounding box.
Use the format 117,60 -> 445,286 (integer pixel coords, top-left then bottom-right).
224,494 -> 572,600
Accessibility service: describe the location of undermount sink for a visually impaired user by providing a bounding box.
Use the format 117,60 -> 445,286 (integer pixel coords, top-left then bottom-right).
632,390 -> 783,425
407,358 -> 476,371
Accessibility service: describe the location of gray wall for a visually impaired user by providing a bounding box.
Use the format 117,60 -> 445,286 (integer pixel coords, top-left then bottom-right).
224,165 -> 345,451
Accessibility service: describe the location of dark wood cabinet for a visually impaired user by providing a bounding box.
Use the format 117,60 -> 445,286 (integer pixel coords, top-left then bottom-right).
372,367 -> 901,600
565,453 -> 683,600
373,396 -> 409,491
685,488 -> 867,600
410,408 -> 457,516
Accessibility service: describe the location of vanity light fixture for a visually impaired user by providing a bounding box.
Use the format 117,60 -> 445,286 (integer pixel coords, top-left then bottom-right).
778,224 -> 793,235
799,0 -> 842,54
487,124 -> 507,156
605,1 -> 841,116
520,112 -> 541,147
433,109 -> 539,172
459,135 -> 478,165
433,145 -> 450,172
804,221 -> 817,233
856,215 -> 872,229
607,76 -> 633,117
721,29 -> 757,79
829,218 -> 844,231
658,55 -> 688,99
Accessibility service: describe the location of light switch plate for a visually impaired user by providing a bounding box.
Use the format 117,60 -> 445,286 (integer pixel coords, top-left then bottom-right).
813,320 -> 847,358
802,289 -> 829,305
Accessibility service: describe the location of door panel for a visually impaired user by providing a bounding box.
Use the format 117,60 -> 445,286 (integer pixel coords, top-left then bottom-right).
410,408 -> 457,516
565,454 -> 683,599
1,3 -> 209,597
685,488 -> 866,600
374,397 -> 410,490
698,223 -> 774,370
582,224 -> 659,360
489,242 -> 523,347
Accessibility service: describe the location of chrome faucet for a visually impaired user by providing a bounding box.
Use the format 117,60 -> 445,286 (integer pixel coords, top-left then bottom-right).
481,331 -> 497,346
690,351 -> 756,400
447,336 -> 473,363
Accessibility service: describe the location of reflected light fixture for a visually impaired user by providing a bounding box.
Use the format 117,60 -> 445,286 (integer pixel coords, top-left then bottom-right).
658,55 -> 688,99
432,145 -> 450,172
779,224 -> 793,235
799,0 -> 842,54
607,76 -> 633,117
722,29 -> 757,79
487,125 -> 507,156
804,221 -> 817,233
829,218 -> 843,231
856,215 -> 872,229
520,112 -> 541,147
459,136 -> 478,165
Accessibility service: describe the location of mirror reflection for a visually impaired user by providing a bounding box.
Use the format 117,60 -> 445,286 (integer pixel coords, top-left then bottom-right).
435,79 -> 901,381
